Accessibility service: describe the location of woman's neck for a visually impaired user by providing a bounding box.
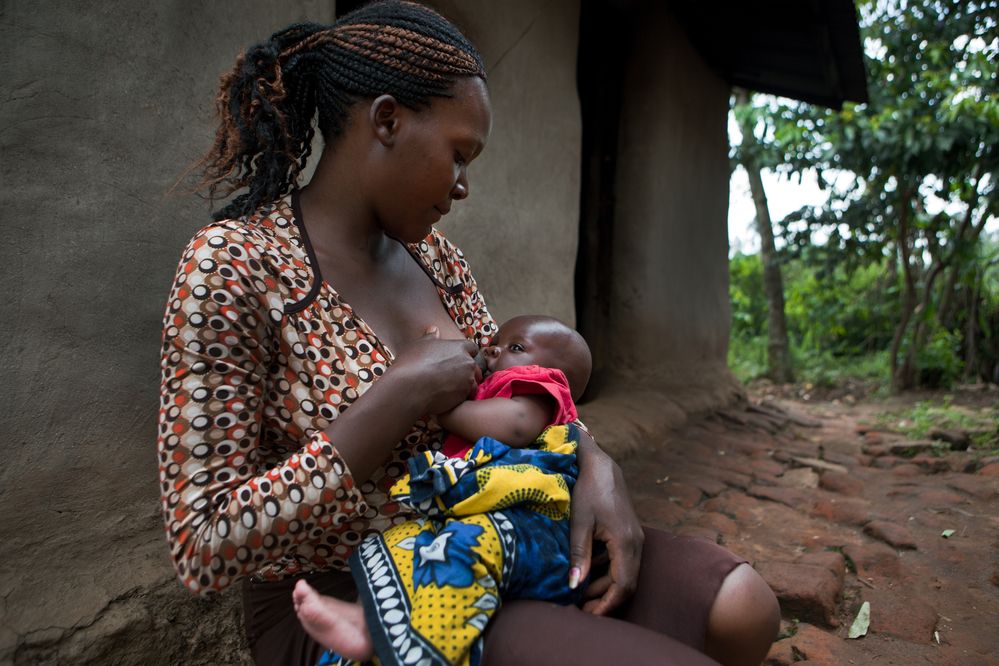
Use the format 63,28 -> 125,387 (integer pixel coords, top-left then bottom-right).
298,147 -> 394,267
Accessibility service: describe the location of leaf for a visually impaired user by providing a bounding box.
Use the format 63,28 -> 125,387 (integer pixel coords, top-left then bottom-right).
848,601 -> 871,639
941,529 -> 956,538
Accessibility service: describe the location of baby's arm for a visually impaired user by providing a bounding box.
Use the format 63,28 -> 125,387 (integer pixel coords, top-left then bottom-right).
437,395 -> 555,448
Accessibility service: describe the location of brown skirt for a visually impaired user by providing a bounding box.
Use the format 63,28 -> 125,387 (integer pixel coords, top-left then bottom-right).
242,527 -> 746,666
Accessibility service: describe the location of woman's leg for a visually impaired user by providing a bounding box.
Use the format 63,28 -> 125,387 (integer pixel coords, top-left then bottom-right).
481,601 -> 723,666
482,527 -> 778,666
613,528 -> 779,666
703,563 -> 781,666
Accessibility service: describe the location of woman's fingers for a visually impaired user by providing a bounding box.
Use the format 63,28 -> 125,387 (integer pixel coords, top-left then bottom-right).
583,532 -> 641,616
570,430 -> 644,615
568,504 -> 594,590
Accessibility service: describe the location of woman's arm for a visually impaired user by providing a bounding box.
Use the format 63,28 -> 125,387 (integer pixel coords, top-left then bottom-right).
159,228 -> 478,596
568,431 -> 645,615
326,328 -> 481,482
436,394 -> 555,448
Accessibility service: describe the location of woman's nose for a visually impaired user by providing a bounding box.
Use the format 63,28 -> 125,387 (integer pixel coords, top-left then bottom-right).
451,168 -> 469,200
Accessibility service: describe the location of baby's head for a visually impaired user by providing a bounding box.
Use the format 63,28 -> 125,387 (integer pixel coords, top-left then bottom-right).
483,315 -> 592,401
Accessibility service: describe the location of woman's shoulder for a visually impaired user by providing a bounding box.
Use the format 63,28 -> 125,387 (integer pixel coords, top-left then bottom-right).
176,195 -> 314,307
410,228 -> 475,293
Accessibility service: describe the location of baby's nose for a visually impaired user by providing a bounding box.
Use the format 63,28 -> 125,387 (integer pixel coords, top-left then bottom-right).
483,346 -> 499,358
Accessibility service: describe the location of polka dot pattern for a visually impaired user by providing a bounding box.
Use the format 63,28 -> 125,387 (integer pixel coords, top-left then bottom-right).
158,194 -> 497,596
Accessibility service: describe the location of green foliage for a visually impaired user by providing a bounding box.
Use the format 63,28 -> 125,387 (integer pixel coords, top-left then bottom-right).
906,323 -> 965,387
727,0 -> 999,389
868,396 -> 998,450
728,252 -> 893,385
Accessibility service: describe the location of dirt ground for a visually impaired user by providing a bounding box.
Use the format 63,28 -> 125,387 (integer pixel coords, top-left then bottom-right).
621,382 -> 999,665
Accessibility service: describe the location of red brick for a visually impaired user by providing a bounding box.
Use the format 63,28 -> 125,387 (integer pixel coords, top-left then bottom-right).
864,432 -> 884,446
755,562 -> 842,627
794,551 -> 846,585
660,482 -> 703,509
698,512 -> 739,534
764,637 -> 794,665
701,497 -> 755,522
913,489 -> 966,507
751,458 -> 785,476
889,463 -> 924,476
863,520 -> 917,549
910,454 -> 951,473
810,498 -> 870,526
853,453 -> 874,467
819,471 -> 865,496
978,462 -> 999,477
684,476 -> 727,498
855,425 -> 873,435
886,484 -> 923,497
860,587 -> 937,644
821,451 -> 858,467
715,457 -> 755,476
947,476 -> 998,501
789,623 -> 849,665
754,472 -> 780,486
749,485 -> 811,508
633,498 -> 685,529
725,491 -> 761,508
842,543 -> 908,582
873,455 -> 901,469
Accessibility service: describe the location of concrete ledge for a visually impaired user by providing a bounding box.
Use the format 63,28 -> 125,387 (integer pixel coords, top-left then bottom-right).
579,366 -> 747,463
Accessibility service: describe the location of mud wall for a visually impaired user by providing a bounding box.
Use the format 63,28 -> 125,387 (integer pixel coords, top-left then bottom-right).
572,4 -> 743,461
606,5 -> 741,409
0,1 -> 581,663
433,0 -> 582,327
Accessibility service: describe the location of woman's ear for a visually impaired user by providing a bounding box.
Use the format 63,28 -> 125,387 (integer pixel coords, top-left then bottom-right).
369,94 -> 401,147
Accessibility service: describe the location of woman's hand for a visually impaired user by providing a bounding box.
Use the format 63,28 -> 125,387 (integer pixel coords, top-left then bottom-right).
392,326 -> 482,415
322,327 -> 480,483
568,431 -> 644,616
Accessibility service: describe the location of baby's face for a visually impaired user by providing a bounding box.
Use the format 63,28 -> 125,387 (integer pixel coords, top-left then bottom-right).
482,319 -> 560,377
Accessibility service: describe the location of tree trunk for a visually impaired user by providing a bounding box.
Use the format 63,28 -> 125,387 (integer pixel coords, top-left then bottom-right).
736,89 -> 794,383
746,165 -> 795,383
890,188 -> 918,391
965,277 -> 978,382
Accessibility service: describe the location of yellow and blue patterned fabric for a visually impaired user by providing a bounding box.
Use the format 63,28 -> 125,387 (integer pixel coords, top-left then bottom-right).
317,424 -> 584,666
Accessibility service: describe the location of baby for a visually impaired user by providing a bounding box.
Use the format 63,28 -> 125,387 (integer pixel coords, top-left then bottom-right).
294,315 -> 592,666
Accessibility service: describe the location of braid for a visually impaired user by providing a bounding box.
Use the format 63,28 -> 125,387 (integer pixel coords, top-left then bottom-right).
190,0 -> 486,221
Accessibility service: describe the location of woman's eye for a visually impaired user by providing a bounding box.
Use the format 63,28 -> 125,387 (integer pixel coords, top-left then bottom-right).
454,153 -> 466,167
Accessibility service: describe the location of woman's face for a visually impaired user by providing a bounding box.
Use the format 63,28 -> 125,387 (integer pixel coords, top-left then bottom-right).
373,76 -> 492,243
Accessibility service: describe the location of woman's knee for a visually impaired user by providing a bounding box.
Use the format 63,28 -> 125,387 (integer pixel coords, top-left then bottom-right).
704,563 -> 780,666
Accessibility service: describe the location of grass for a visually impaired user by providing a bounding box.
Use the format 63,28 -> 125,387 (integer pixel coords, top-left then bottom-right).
867,395 -> 999,452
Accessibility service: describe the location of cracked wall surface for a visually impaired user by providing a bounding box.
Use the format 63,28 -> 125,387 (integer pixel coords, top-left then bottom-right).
432,0 -> 583,327
0,0 -> 583,663
607,4 -> 743,410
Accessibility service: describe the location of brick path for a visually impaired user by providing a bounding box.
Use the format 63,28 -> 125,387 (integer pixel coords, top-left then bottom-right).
619,400 -> 999,665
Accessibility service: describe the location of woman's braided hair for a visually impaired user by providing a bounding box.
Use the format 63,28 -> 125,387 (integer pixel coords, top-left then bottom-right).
194,0 -> 486,221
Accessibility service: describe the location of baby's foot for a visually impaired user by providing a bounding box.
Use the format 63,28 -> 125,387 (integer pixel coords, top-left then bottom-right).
293,580 -> 375,661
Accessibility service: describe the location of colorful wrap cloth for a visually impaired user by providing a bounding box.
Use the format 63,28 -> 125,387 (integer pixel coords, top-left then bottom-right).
318,424 -> 585,666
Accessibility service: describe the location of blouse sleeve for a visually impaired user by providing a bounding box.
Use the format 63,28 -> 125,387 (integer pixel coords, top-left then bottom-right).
158,223 -> 366,596
426,230 -> 498,349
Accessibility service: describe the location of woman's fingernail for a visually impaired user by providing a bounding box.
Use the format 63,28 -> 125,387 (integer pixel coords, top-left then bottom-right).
568,568 -> 580,589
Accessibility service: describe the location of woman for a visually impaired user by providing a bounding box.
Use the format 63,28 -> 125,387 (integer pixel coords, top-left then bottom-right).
158,2 -> 779,665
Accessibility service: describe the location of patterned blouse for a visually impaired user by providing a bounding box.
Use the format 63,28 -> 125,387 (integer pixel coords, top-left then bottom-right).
158,193 -> 498,596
